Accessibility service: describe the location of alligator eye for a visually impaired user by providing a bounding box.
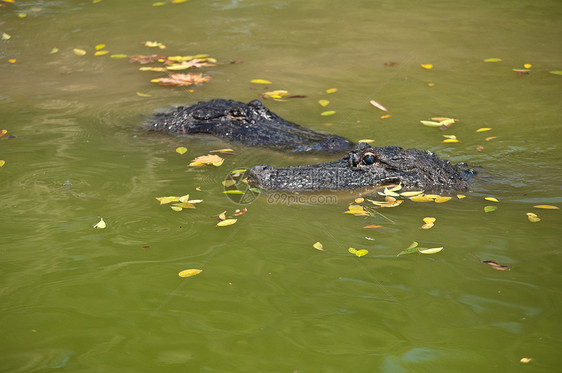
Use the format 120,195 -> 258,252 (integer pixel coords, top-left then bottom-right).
228,108 -> 245,118
361,152 -> 377,166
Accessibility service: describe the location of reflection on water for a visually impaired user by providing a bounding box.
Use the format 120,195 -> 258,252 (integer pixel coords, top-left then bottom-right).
1,0 -> 561,371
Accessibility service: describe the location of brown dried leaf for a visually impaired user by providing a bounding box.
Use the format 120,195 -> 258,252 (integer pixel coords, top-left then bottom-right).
152,73 -> 211,87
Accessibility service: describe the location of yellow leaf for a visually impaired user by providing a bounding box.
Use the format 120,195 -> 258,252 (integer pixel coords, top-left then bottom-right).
93,218 -> 106,229
94,50 -> 109,56
170,206 -> 183,211
476,128 -> 492,132
442,139 -> 459,143
156,196 -> 180,204
313,242 -> 324,251
355,249 -> 368,257
423,217 -> 436,224
217,211 -> 226,220
428,83 -> 435,87
357,139 -> 374,144
442,135 -> 457,139
189,154 -> 224,167
8,59 -> 16,63
533,205 -> 559,209
387,184 -> 402,192
344,204 -> 368,216
434,196 -> 452,203
136,92 -> 152,97
520,357 -> 533,364
419,247 -> 443,254
0,160 -> 5,167
485,197 -> 499,202
179,194 -> 190,203
172,202 -> 195,209
178,269 -> 202,278
140,67 -> 167,72
176,147 -> 187,155
485,136 -> 497,141
321,111 -> 336,116
250,79 -> 272,84
407,242 -> 419,249
263,90 -> 289,100
172,0 -> 187,3
195,187 -> 202,191
348,248 -> 357,254
380,114 -> 392,119
18,13 -> 27,18
457,194 -> 466,199
187,199 -> 202,204
420,120 -> 442,127
1,33 -> 10,41
421,223 -> 434,229
217,219 -> 237,227
484,58 -> 502,62
318,100 -> 330,107
95,44 -> 106,50
523,64 -> 532,69
409,195 -> 434,202
73,48 -> 87,56
354,197 -> 364,204
421,64 -> 433,69
209,148 -> 235,154
110,54 -> 128,59
326,88 -> 338,94
526,212 -> 540,222
50,48 -> 59,54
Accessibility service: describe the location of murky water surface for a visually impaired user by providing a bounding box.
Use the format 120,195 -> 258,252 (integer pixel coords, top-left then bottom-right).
1,0 -> 561,372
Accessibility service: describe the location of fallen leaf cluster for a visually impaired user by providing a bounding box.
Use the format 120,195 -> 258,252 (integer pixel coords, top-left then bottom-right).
155,193 -> 203,211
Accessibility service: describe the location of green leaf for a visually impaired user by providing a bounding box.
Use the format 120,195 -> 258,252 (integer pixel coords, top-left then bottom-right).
321,111 -> 336,116
484,205 -> 498,213
549,71 -> 562,75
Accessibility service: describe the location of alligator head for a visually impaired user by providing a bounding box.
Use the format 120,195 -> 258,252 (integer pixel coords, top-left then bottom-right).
247,142 -> 476,193
150,99 -> 353,152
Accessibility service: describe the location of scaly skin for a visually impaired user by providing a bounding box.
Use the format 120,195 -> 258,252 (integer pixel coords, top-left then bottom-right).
248,142 -> 476,193
149,99 -> 353,152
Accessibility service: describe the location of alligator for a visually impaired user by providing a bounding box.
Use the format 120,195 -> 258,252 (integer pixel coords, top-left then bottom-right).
247,142 -> 476,193
149,99 -> 353,152
150,99 -> 475,192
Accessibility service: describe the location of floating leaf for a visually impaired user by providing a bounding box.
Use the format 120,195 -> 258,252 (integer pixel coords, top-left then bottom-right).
156,196 -> 180,204
216,210 -> 227,221
176,147 -> 187,155
442,135 -> 457,139
93,218 -> 106,229
485,136 -> 497,141
152,73 -> 211,87
178,269 -> 202,278
526,212 -> 541,222
216,219 -> 237,227
534,205 -> 559,209
8,59 -> 16,63
172,202 -> 196,209
419,247 -> 443,254
397,242 -> 419,256
263,90 -> 289,100
369,99 -> 389,112
222,180 -> 236,187
250,79 -> 271,84
476,145 -> 484,152
50,48 -> 59,54
485,197 -> 499,202
344,204 -> 368,216
233,208 -> 247,216
421,223 -> 434,229
179,194 -> 190,203
442,138 -> 459,143
520,357 -> 533,364
348,247 -> 357,254
326,88 -> 338,94
189,154 -> 224,167
548,71 -> 562,75
355,249 -> 368,257
380,114 -> 392,119
355,197 -> 364,203
143,41 -> 166,49
0,160 -> 5,167
318,100 -> 330,107
484,58 -> 502,62
484,205 -> 497,213
172,0 -> 187,3
457,194 -> 466,199
73,48 -> 87,56
1,32 -> 10,40
152,1 -> 166,5
223,190 -> 244,194
94,50 -> 108,56
170,206 -> 183,211
409,195 -> 434,202
357,139 -> 374,143
421,64 -> 433,69
423,217 -> 436,224
313,242 -> 324,251
434,196 -> 451,203
482,260 -> 510,271
210,148 -> 235,154
420,120 -> 442,127
110,54 -> 128,59
476,128 -> 491,132
321,111 -> 336,116
363,225 -> 382,229
523,64 -> 532,69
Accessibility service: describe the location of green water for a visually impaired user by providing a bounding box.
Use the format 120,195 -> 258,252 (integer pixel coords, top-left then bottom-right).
1,0 -> 561,372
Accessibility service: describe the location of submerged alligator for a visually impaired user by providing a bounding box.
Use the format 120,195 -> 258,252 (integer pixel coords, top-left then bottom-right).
151,99 -> 475,192
150,98 -> 353,152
